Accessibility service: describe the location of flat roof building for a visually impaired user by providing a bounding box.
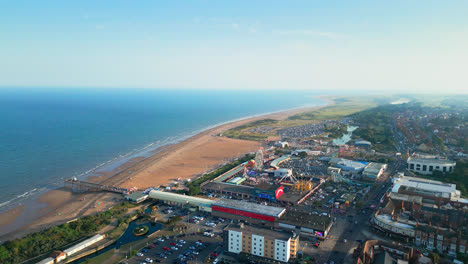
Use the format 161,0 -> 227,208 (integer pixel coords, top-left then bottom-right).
278,210 -> 333,239
363,162 -> 387,181
392,176 -> 460,200
407,157 -> 455,175
212,199 -> 286,225
125,192 -> 148,203
223,223 -> 299,263
329,157 -> 367,172
149,190 -> 216,212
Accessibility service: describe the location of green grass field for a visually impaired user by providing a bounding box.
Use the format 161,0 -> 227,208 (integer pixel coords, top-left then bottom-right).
223,96 -> 378,141
288,97 -> 377,121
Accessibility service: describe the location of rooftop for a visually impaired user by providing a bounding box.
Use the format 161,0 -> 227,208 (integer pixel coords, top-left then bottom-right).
202,181 -> 256,196
375,214 -> 414,230
392,176 -> 459,198
149,190 -> 216,204
213,198 -> 286,217
279,210 -> 332,231
125,192 -> 148,201
225,223 -> 296,241
270,155 -> 291,169
388,192 -> 423,204
329,157 -> 367,170
407,156 -> 455,165
214,165 -> 244,183
364,162 -> 386,172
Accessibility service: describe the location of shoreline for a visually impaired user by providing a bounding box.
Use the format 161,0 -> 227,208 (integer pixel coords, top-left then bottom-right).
0,96 -> 332,242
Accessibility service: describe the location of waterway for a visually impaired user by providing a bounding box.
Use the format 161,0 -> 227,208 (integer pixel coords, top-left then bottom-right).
72,219 -> 163,263
332,125 -> 358,145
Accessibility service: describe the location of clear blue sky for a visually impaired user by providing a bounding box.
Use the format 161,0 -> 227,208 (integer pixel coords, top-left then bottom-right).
1,0 -> 467,93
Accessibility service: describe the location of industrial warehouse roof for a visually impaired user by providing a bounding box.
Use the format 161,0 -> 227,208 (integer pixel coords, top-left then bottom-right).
213,198 -> 286,217
149,190 -> 217,205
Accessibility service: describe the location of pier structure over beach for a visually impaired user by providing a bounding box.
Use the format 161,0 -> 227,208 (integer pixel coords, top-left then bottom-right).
64,178 -> 128,194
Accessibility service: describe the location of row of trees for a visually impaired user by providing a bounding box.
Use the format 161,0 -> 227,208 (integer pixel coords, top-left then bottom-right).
0,202 -> 134,264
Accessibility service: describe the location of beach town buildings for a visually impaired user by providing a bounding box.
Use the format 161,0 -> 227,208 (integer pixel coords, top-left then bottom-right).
353,240 -> 415,264
328,157 -> 367,173
371,176 -> 468,256
278,210 -> 333,239
406,156 -> 456,175
362,162 -> 387,181
212,199 -> 286,227
223,223 -> 299,263
391,176 -> 467,206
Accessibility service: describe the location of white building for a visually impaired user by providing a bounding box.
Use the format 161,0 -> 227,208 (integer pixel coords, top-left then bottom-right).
407,157 -> 455,175
392,176 -> 461,200
63,234 -> 105,257
224,223 -> 298,263
362,162 -> 387,180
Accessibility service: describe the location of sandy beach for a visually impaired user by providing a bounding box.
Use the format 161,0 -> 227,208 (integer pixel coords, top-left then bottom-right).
0,100 -> 329,241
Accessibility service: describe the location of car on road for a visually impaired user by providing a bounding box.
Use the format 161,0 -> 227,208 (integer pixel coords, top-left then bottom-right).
313,243 -> 320,248
163,247 -> 170,251
136,252 -> 144,256
170,242 -> 177,246
145,258 -> 153,263
171,246 -> 179,251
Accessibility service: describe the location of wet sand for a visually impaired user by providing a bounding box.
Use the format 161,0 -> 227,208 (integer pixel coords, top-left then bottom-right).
0,100 -> 329,241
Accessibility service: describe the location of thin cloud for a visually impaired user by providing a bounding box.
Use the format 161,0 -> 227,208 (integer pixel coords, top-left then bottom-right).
272,29 -> 349,39
232,23 -> 240,31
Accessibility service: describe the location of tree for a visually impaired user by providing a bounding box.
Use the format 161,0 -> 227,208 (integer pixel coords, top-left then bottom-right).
429,252 -> 440,263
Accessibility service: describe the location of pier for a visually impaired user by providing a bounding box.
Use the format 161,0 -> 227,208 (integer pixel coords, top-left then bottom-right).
64,178 -> 128,194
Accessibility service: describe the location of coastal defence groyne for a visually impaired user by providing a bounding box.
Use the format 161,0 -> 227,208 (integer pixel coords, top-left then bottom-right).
64,179 -> 127,194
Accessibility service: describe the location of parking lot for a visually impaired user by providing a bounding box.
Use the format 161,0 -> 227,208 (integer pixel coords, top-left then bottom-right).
126,205 -> 226,264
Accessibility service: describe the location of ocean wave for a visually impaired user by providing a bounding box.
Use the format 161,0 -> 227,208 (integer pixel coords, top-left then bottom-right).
0,187 -> 43,210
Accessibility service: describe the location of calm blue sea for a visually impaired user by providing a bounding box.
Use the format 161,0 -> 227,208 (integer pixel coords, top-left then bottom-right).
0,88 -> 324,210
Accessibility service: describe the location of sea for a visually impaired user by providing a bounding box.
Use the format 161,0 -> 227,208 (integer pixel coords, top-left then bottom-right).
0,88 -> 325,212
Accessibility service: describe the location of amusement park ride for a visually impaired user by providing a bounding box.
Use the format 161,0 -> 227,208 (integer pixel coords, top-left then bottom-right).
242,147 -> 313,192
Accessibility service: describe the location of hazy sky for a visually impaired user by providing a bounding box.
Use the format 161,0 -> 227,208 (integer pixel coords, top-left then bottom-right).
1,0 -> 467,93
